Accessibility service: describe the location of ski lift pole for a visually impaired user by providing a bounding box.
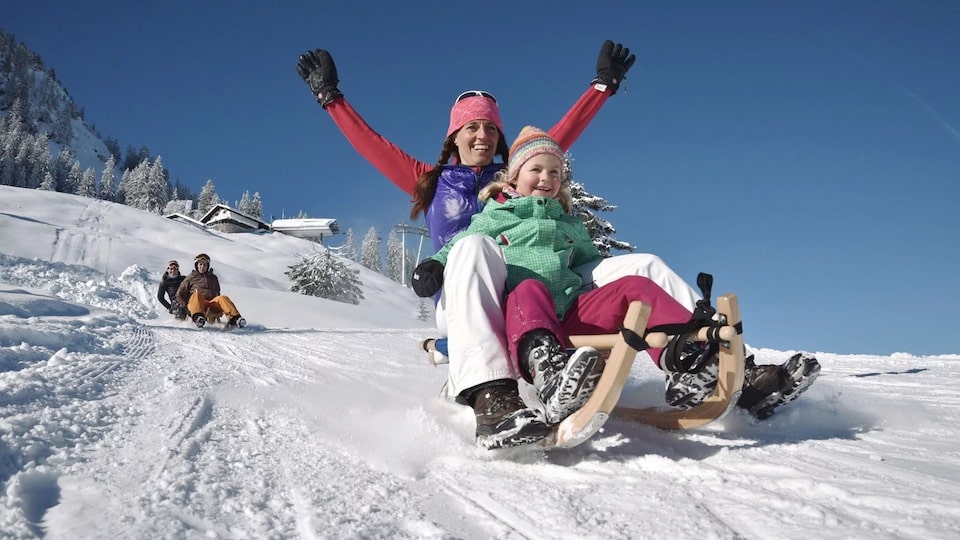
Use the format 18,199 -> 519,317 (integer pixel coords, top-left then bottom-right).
393,224 -> 429,287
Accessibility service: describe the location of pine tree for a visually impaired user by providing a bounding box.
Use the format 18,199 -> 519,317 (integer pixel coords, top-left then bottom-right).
12,138 -> 31,188
99,155 -> 116,201
564,152 -> 635,257
416,299 -> 431,322
194,179 -> 220,219
29,133 -> 52,189
385,229 -> 406,284
122,145 -> 140,172
65,161 -> 83,195
238,191 -> 253,215
77,167 -> 96,198
249,192 -> 263,219
52,103 -> 72,144
359,227 -> 382,274
54,146 -> 74,193
38,171 -> 56,191
286,249 -> 364,305
120,159 -> 149,209
337,228 -> 357,262
115,169 -> 131,204
143,156 -> 169,212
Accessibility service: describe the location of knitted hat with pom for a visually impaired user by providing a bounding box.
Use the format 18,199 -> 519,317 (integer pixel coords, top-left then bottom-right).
506,126 -> 565,181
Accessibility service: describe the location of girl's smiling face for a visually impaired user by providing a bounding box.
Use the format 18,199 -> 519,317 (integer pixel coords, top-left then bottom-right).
514,153 -> 563,199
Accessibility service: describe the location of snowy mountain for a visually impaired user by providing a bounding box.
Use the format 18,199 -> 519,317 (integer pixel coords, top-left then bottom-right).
0,28 -> 113,176
2,185 -> 959,539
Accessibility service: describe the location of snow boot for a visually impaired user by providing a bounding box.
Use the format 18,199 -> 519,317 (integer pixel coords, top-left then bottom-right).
467,379 -> 552,450
228,315 -> 246,328
737,353 -> 821,419
519,330 -> 605,424
192,313 -> 206,329
661,338 -> 720,410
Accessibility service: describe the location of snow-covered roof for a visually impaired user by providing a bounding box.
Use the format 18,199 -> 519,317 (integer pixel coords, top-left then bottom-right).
198,204 -> 270,231
270,218 -> 340,239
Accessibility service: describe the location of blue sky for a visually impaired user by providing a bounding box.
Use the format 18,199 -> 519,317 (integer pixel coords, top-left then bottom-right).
5,1 -> 959,356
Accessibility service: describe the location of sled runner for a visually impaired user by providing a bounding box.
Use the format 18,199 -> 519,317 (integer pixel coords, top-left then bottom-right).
539,293 -> 745,448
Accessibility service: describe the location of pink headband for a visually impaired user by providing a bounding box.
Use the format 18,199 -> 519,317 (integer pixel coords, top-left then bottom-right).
446,96 -> 504,137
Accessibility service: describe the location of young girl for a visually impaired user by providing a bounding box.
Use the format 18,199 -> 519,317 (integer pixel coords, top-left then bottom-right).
420,127 -> 702,442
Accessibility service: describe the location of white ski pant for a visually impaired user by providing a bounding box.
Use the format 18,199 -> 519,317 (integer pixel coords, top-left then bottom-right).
435,235 -> 516,399
435,234 -> 702,400
572,254 -> 701,312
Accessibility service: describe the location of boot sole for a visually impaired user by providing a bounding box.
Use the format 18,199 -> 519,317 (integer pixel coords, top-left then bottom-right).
542,348 -> 605,424
749,355 -> 821,419
476,410 -> 552,450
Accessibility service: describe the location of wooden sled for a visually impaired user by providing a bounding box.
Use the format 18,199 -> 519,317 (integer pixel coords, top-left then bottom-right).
540,294 -> 746,449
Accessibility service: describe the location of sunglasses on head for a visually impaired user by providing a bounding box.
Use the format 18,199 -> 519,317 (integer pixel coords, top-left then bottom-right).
455,90 -> 497,104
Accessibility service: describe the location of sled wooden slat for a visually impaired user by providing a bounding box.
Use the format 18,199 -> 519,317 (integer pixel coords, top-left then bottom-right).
547,301 -> 651,448
545,294 -> 746,447
612,294 -> 745,430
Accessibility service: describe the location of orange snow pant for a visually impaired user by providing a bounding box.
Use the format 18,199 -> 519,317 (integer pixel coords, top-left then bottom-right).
187,291 -> 241,322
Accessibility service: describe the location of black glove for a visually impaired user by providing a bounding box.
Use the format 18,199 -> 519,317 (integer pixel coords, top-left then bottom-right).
593,40 -> 636,95
296,49 -> 343,109
411,259 -> 444,298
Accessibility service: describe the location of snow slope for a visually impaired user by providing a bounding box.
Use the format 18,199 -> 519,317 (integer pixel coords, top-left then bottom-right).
1,185 -> 959,539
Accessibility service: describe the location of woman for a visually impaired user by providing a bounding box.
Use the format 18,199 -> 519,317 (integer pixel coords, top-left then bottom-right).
296,43 -> 705,449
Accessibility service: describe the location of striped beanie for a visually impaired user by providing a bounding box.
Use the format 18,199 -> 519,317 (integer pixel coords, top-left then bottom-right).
507,126 -> 565,181
447,95 -> 504,137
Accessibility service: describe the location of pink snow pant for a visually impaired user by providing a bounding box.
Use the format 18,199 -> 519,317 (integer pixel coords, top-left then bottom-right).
504,276 -> 693,371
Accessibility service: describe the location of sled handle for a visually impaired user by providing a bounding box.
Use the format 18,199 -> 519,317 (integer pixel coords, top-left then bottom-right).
569,325 -> 738,350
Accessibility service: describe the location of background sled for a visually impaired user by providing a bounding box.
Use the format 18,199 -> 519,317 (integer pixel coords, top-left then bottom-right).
541,294 -> 746,449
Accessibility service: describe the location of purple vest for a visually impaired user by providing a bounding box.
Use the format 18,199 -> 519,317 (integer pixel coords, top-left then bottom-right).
424,164 -> 504,252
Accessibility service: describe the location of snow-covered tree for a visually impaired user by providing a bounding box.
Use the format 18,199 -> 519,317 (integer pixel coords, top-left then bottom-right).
237,191 -> 263,218
359,227 -> 382,274
238,191 -> 252,214
77,167 -> 96,198
564,152 -> 635,257
28,132 -> 52,189
170,179 -> 195,202
416,299 -> 431,322
52,103 -> 72,144
337,228 -> 357,262
103,137 -> 121,164
194,179 -> 220,219
385,230 -> 407,285
248,192 -> 263,219
53,147 -> 74,193
38,171 -> 56,191
99,155 -> 116,200
286,249 -> 364,305
65,161 -> 83,196
115,169 -> 131,204
11,138 -> 31,188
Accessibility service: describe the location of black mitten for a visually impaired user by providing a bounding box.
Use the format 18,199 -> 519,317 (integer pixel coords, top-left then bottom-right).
411,259 -> 445,298
593,40 -> 637,95
296,49 -> 343,108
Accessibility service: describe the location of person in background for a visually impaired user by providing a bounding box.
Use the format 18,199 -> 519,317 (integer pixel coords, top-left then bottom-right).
157,260 -> 187,320
176,253 -> 246,329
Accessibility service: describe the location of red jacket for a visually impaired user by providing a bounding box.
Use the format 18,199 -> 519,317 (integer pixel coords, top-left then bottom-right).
325,86 -> 611,196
